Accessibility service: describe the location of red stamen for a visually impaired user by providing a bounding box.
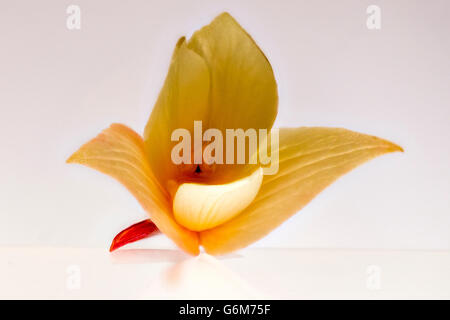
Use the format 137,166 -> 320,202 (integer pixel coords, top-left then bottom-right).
109,219 -> 159,252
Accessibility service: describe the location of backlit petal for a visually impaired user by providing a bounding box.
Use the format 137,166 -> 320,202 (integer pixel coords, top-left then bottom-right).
200,127 -> 403,254
144,13 -> 278,187
144,38 -> 210,189
67,123 -> 199,255
188,12 -> 278,131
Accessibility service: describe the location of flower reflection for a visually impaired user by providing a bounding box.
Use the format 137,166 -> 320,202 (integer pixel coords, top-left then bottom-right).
111,249 -> 262,299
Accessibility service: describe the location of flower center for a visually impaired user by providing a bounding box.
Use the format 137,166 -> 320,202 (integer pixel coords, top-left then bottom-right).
172,167 -> 264,231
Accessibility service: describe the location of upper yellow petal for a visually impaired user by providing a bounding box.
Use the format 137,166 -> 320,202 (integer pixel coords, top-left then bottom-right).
144,13 -> 278,187
200,127 -> 403,255
143,37 -> 210,189
188,12 -> 278,132
67,123 -> 200,255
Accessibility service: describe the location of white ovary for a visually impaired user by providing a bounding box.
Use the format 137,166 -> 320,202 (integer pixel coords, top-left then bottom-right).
173,167 -> 264,231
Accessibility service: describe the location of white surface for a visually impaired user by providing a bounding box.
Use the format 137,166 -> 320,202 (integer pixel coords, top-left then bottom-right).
1,247 -> 449,299
0,1 -> 449,250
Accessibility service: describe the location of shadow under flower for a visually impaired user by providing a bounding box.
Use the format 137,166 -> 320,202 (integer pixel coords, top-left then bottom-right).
109,248 -> 242,264
109,248 -> 190,264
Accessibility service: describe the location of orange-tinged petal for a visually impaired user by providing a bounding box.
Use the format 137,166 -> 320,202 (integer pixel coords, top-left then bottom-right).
188,12 -> 278,132
67,123 -> 199,255
143,38 -> 210,189
200,127 -> 403,255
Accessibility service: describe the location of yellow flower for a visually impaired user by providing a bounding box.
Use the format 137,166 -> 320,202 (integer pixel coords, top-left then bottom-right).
67,13 -> 402,255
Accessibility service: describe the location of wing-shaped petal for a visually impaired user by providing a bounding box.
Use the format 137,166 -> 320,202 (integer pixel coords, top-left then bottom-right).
179,12 -> 278,183
143,37 -> 210,188
200,127 -> 403,255
188,12 -> 278,132
67,123 -> 199,255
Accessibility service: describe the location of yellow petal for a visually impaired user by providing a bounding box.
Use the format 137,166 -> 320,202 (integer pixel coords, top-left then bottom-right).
175,12 -> 278,183
143,37 -> 210,189
173,167 -> 264,231
187,12 -> 278,132
200,127 -> 403,254
67,123 -> 199,255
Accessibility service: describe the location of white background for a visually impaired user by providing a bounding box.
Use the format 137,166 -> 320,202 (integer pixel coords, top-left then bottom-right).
1,0 -> 449,251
